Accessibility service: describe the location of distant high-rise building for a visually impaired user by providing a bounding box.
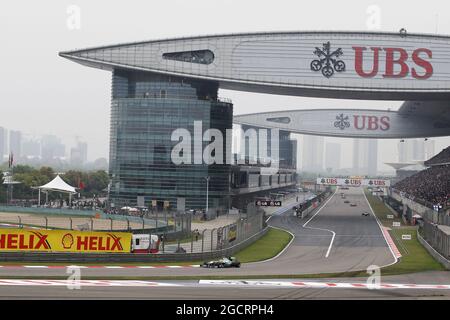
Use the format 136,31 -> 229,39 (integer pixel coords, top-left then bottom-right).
93,157 -> 108,170
425,139 -> 436,160
0,127 -> 6,162
70,141 -> 88,166
41,135 -> 65,160
398,139 -> 426,162
367,139 -> 378,176
279,131 -> 297,170
325,142 -> 341,172
239,125 -> 296,169
22,138 -> 41,158
412,139 -> 425,161
302,135 -> 324,173
9,130 -> 22,159
353,139 -> 378,176
353,139 -> 366,175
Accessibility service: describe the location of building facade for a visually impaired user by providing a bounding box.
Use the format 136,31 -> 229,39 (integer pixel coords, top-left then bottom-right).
353,138 -> 378,176
0,127 -> 6,162
9,130 -> 22,159
302,135 -> 324,173
325,142 -> 341,173
108,70 -> 233,210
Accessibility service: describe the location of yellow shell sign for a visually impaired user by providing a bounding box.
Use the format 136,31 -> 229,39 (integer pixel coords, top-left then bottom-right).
0,228 -> 132,253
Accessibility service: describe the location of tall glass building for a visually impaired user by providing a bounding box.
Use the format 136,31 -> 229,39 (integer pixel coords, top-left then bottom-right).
109,70 -> 233,210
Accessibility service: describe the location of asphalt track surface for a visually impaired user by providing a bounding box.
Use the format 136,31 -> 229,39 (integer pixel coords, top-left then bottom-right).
1,272 -> 450,299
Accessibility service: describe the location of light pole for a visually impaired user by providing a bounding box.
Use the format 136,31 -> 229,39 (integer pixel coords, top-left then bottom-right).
204,176 -> 210,215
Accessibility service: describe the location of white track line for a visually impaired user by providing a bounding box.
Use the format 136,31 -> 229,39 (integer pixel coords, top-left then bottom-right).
0,279 -> 180,287
248,226 -> 295,265
361,188 -> 399,267
199,279 -> 450,290
302,188 -> 338,258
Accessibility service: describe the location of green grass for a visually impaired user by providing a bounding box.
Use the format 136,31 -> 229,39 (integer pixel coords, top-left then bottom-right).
363,191 -> 405,228
234,227 -> 292,263
364,189 -> 445,274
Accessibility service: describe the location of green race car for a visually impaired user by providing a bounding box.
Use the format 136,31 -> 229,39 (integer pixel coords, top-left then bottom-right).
200,257 -> 241,268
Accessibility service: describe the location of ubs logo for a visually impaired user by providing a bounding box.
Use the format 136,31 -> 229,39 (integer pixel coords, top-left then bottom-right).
333,114 -> 391,131
334,114 -> 350,130
311,42 -> 346,78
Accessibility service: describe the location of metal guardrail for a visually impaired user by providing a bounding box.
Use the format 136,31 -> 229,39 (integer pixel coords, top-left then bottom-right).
417,225 -> 450,270
420,220 -> 450,262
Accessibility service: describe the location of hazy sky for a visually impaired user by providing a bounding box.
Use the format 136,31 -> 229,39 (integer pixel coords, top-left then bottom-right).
1,0 -> 450,170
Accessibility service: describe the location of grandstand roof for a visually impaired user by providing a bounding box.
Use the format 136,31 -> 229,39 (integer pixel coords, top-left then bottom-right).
424,146 -> 450,166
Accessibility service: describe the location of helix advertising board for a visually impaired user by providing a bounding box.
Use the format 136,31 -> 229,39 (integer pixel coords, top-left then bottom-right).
0,228 -> 132,253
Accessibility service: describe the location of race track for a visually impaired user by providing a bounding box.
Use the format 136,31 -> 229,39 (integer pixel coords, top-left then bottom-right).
0,187 -> 396,278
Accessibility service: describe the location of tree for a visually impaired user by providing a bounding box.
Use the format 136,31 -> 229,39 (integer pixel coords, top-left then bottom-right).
8,166 -> 110,201
87,171 -> 109,195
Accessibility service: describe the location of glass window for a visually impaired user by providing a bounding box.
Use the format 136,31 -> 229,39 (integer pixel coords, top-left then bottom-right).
162,50 -> 214,65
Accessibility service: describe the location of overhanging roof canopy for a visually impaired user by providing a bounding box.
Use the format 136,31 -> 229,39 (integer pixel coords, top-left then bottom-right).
384,163 -> 415,170
59,30 -> 450,100
36,175 -> 77,194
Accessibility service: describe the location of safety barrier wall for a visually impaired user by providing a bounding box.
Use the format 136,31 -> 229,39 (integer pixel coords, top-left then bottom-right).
298,190 -> 332,219
0,227 -> 269,263
418,226 -> 450,270
389,194 -> 450,227
420,220 -> 450,266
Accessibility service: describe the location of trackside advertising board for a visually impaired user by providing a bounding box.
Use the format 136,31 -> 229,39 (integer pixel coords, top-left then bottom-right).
0,228 -> 132,253
316,177 -> 390,187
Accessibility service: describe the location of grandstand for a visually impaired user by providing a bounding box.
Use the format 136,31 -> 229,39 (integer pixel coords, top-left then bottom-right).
393,146 -> 450,209
425,146 -> 450,166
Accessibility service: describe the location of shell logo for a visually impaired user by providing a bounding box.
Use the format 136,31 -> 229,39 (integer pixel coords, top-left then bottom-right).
62,233 -> 74,249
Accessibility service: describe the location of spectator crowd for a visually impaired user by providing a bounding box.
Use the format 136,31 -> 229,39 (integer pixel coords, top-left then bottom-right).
393,164 -> 450,209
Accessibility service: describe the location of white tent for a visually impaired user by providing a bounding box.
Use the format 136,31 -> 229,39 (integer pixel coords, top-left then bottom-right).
35,175 -> 77,206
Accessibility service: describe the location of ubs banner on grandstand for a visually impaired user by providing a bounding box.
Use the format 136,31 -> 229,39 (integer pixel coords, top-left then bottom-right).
0,229 -> 132,253
316,177 -> 391,187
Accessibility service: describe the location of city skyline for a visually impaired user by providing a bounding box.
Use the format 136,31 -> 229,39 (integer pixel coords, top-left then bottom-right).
0,123 -> 442,177
0,126 -> 109,171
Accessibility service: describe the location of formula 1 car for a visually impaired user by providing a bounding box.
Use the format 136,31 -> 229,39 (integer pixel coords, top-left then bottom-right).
361,212 -> 370,217
200,257 -> 241,268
